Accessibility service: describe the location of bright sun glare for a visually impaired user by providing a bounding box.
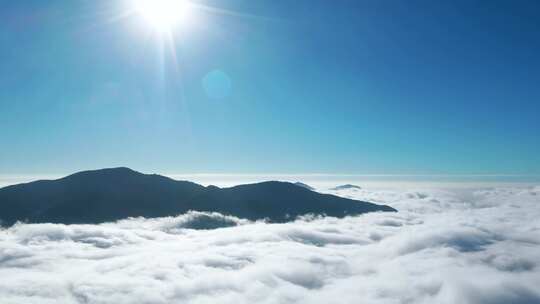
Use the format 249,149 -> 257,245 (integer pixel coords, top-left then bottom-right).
135,0 -> 193,32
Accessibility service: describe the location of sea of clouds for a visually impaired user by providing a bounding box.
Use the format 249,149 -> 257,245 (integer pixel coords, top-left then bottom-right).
1,184 -> 539,304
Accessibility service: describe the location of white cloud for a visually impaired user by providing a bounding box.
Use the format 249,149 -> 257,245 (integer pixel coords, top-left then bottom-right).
1,185 -> 539,303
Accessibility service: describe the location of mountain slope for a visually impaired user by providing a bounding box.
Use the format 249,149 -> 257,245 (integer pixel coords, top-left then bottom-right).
294,182 -> 316,191
0,168 -> 396,226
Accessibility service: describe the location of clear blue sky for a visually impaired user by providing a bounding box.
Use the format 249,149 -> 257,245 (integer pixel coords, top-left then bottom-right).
1,0 -> 539,175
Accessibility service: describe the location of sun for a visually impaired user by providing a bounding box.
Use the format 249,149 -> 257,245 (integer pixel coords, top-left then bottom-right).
135,0 -> 193,32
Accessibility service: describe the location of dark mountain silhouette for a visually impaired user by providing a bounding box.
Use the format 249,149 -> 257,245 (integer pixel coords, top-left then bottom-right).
0,168 -> 396,226
331,184 -> 362,191
293,182 -> 315,191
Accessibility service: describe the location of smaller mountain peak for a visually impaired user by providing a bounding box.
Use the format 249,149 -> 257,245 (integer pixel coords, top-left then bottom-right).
331,184 -> 362,191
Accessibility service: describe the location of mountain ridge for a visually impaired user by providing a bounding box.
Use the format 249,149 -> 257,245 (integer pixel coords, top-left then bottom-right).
0,167 -> 396,226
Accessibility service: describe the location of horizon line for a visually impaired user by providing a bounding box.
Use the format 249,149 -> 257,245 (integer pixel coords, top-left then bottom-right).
1,172 -> 540,179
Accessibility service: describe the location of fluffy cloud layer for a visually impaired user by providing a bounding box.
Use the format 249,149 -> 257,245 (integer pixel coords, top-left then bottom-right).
1,185 -> 539,304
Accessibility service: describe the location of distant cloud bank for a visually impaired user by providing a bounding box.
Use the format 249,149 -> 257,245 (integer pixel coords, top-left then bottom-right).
1,185 -> 539,303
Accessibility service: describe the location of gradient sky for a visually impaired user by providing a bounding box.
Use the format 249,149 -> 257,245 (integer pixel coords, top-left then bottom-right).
1,0 -> 539,175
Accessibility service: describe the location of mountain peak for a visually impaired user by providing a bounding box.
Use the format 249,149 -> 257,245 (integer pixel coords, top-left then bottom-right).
69,167 -> 139,176
61,167 -> 145,180
331,184 -> 362,191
